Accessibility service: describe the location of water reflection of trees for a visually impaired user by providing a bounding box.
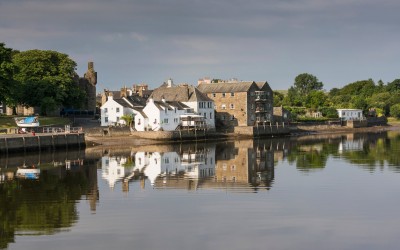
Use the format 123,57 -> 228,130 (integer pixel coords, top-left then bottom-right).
0,151 -> 98,249
97,131 -> 400,194
285,131 -> 400,172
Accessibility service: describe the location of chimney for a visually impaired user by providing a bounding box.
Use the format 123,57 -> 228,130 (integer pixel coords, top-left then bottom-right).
167,78 -> 173,87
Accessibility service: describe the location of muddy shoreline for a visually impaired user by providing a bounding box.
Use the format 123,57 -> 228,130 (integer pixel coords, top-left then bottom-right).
85,124 -> 400,147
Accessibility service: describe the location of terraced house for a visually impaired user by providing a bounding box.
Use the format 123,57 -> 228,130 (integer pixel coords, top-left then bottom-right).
197,80 -> 273,127
149,79 -> 215,129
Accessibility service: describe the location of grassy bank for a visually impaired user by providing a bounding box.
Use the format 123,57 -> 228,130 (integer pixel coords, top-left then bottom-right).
0,116 -> 71,129
387,117 -> 400,126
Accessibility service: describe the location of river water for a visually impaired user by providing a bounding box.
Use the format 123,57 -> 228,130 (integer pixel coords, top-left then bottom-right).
1,131 -> 400,250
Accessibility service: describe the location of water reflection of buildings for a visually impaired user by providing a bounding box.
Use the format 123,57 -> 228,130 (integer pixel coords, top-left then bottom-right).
100,139 -> 287,192
338,134 -> 365,153
214,140 -> 275,191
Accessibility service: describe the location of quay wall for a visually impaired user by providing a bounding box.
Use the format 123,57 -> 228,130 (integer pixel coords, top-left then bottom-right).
131,130 -> 212,141
234,125 -> 290,138
0,133 -> 85,153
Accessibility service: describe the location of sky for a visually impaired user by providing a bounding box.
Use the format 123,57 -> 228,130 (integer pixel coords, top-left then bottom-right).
1,0 -> 399,92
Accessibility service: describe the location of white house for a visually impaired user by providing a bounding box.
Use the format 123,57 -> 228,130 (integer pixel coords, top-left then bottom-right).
149,79 -> 215,129
337,109 -> 364,121
141,98 -> 199,131
100,95 -> 146,127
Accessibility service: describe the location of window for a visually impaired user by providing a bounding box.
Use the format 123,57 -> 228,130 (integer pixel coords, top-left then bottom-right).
212,93 -> 216,97
154,119 -> 157,124
210,112 -> 212,119
164,118 -> 168,124
222,93 -> 226,97
251,104 -> 254,110
230,92 -> 235,97
230,115 -> 235,120
116,117 -> 120,122
104,108 -> 108,113
250,92 -> 255,96
221,104 -> 226,110
204,113 -> 206,118
105,117 -> 108,122
116,107 -> 120,113
138,118 -> 141,125
230,104 -> 235,109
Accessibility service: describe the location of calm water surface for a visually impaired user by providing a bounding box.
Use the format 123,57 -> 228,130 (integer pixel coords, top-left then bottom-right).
1,131 -> 400,250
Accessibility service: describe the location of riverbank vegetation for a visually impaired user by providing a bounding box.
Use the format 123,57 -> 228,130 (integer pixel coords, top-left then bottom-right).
274,73 -> 400,121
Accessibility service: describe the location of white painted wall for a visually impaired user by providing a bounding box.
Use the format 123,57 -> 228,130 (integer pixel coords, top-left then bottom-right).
183,101 -> 215,128
100,97 -> 124,126
337,109 -> 363,121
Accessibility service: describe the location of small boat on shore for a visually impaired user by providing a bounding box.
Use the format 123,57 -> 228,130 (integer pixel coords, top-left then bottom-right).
14,116 -> 40,127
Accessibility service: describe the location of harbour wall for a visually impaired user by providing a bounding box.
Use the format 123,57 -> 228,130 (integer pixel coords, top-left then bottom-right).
0,133 -> 85,154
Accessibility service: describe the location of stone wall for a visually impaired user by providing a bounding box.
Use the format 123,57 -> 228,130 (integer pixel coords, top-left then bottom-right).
234,125 -> 290,138
0,133 -> 85,153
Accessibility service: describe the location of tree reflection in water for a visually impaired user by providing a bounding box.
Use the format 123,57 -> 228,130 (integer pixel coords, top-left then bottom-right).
0,151 -> 98,249
2,130 -> 400,249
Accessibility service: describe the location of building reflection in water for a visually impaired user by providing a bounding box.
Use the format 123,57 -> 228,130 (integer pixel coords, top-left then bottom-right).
338,134 -> 365,153
100,139 -> 285,192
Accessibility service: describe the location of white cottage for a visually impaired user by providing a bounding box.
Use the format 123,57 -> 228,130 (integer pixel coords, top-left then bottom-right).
141,98 -> 196,131
100,95 -> 146,127
149,79 -> 215,129
337,109 -> 364,121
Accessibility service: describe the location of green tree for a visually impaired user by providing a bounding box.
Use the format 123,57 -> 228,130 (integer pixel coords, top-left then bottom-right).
367,92 -> 391,115
273,91 -> 284,106
390,104 -> 400,118
293,73 -> 323,96
305,90 -> 327,109
121,114 -> 134,127
12,50 -> 84,115
284,86 -> 303,106
386,79 -> 400,92
0,43 -> 15,104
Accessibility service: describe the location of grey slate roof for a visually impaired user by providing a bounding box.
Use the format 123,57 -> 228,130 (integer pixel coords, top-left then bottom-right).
125,95 -> 147,107
197,81 -> 258,93
112,94 -> 146,109
114,98 -> 132,108
153,100 -> 190,110
150,84 -> 213,102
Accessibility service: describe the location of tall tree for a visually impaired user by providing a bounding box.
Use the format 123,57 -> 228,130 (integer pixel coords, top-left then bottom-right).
0,43 -> 15,104
12,50 -> 84,115
293,73 -> 323,96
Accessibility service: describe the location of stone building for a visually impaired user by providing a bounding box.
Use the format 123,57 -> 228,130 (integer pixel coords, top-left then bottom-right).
273,106 -> 291,123
78,62 -> 97,114
197,80 -> 273,128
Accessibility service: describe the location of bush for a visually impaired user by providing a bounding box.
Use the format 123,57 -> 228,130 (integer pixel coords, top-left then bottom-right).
390,104 -> 400,118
